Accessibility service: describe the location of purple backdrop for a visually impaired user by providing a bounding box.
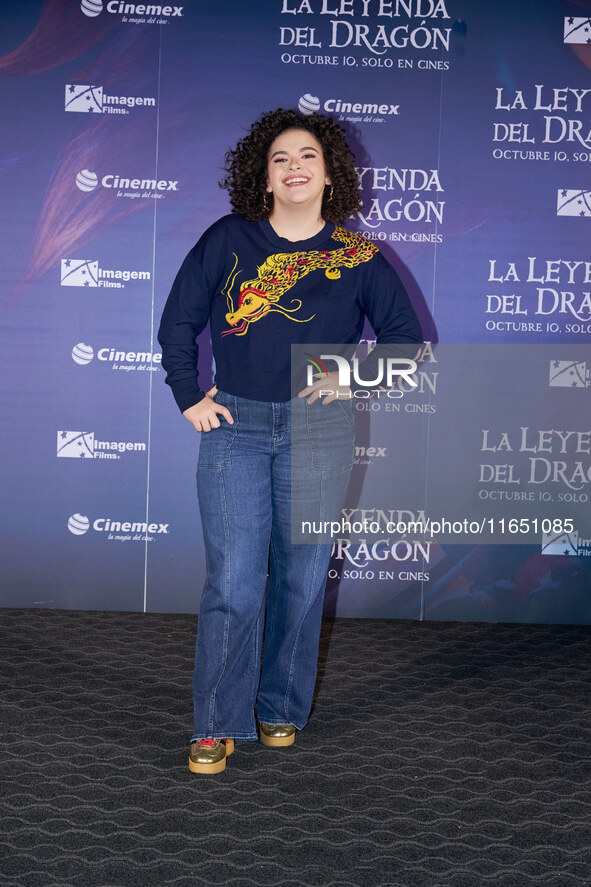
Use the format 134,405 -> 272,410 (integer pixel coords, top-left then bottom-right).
1,0 -> 590,621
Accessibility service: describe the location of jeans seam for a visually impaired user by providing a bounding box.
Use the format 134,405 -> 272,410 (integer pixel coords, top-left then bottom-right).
306,402 -> 318,474
251,601 -> 261,717
267,535 -> 279,639
336,398 -> 355,426
198,393 -> 239,468
207,467 -> 231,735
283,509 -> 324,721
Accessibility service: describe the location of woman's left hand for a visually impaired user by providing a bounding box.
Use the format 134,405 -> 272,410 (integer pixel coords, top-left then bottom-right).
298,371 -> 352,405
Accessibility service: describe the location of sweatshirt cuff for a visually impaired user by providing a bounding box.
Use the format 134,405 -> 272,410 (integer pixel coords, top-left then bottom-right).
171,386 -> 205,414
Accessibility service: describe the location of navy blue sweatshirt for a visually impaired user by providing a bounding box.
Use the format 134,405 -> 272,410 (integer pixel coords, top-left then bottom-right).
158,214 -> 422,412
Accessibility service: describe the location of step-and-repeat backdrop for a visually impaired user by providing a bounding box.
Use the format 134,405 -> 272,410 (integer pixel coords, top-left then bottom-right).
1,0 -> 590,621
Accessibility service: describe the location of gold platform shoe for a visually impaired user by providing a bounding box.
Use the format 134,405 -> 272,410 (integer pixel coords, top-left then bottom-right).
188,738 -> 234,774
258,722 -> 296,747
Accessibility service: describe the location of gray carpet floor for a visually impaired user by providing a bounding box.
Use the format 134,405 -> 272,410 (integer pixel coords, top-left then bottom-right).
1,609 -> 590,886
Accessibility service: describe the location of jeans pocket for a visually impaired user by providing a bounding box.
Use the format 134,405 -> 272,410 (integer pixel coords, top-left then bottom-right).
197,392 -> 238,468
306,400 -> 354,476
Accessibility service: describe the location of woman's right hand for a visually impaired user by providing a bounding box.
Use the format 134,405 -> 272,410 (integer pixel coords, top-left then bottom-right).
182,386 -> 234,432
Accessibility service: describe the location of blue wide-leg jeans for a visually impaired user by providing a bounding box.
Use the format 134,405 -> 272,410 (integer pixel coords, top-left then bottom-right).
192,390 -> 353,742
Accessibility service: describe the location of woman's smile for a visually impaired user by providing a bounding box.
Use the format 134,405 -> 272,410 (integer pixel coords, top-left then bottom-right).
283,175 -> 311,187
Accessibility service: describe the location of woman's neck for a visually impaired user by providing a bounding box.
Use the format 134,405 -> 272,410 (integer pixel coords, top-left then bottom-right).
267,206 -> 326,242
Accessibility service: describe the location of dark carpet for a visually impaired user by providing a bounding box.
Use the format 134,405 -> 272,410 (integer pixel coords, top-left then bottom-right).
1,609 -> 590,887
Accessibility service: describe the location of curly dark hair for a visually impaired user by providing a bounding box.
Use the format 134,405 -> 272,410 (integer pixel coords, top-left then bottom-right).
220,108 -> 362,225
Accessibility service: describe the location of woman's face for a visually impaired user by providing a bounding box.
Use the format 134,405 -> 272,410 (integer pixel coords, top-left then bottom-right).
266,128 -> 330,214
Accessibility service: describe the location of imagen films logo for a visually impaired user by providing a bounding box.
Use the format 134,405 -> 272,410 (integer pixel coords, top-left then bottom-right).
542,529 -> 591,556
61,259 -> 151,288
57,431 -> 147,460
549,359 -> 591,388
67,512 -> 170,542
557,190 -> 591,217
564,17 -> 591,45
80,1 -> 184,20
65,84 -> 156,115
298,92 -> 399,124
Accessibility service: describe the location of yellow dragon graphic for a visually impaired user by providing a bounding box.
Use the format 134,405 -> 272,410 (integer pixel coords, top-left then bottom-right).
221,227 -> 378,337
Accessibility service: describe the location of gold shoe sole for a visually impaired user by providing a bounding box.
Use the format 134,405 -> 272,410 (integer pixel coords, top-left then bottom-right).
188,738 -> 234,774
259,731 -> 295,748
188,755 -> 227,774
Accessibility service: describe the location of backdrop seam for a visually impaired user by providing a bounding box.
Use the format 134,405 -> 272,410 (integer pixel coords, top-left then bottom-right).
144,27 -> 164,614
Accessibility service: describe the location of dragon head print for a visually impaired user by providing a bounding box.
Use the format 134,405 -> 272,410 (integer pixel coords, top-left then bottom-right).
221,228 -> 378,337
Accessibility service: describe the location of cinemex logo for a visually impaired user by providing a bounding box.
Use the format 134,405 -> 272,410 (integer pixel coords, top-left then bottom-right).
354,446 -> 388,465
67,513 -> 169,542
557,190 -> 591,217
65,84 -> 156,115
549,359 -> 591,388
81,1 -> 183,20
61,259 -> 150,288
74,169 -> 178,199
57,431 -> 146,460
71,343 -> 162,371
298,93 -> 399,123
564,17 -> 591,45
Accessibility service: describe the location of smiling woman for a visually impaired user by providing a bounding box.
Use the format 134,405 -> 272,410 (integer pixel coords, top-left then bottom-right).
157,107 -> 422,774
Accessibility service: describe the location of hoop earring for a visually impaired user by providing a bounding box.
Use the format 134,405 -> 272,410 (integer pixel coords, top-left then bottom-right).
264,192 -> 272,212
326,184 -> 334,203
